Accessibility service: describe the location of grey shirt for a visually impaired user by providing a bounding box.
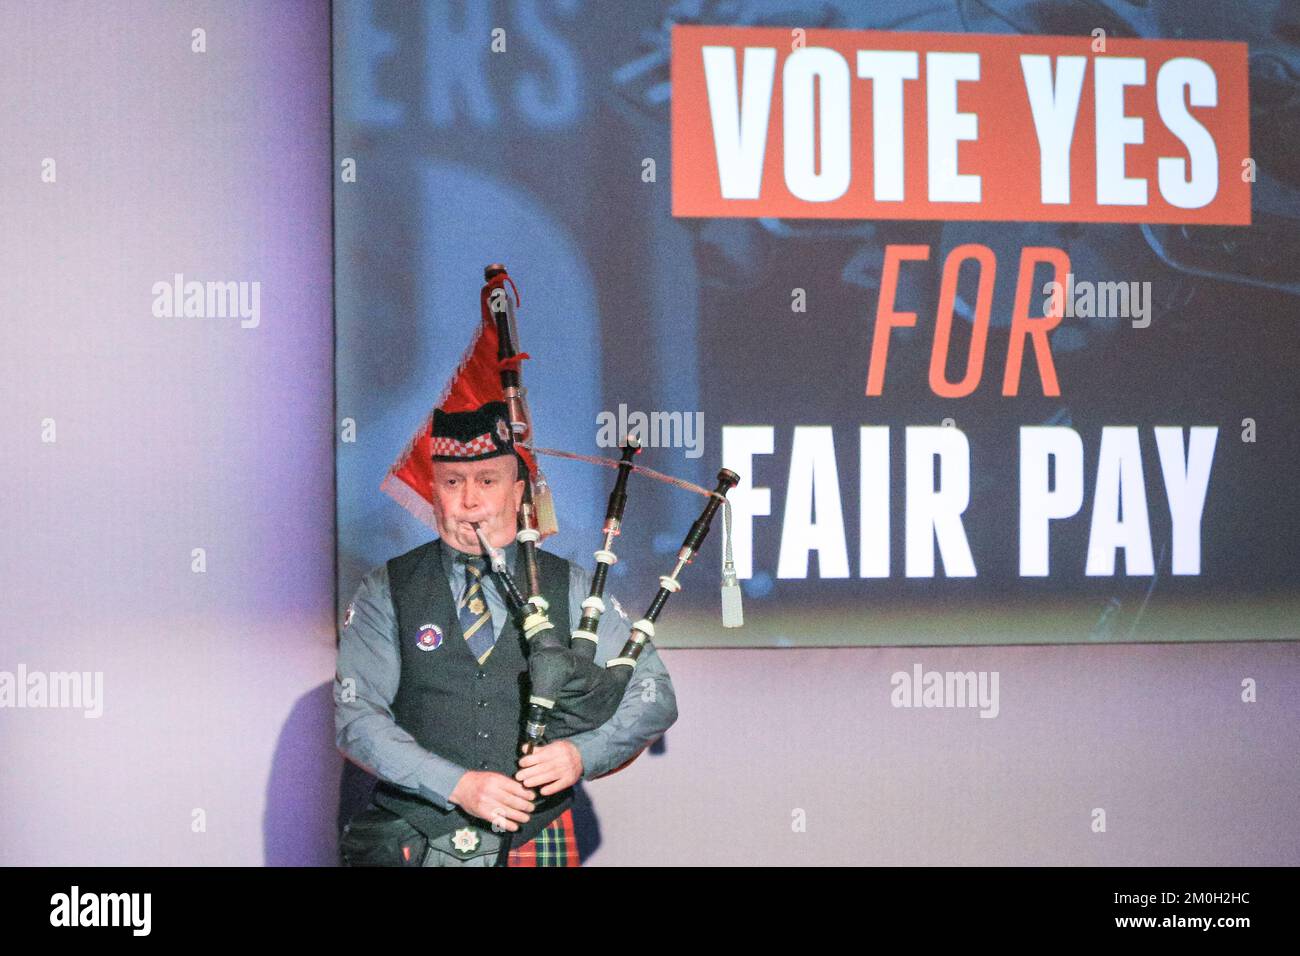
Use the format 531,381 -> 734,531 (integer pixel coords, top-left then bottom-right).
334,538 -> 679,812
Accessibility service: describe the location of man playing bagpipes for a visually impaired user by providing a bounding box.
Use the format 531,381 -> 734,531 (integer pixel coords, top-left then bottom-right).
334,397 -> 677,866
334,264 -> 738,866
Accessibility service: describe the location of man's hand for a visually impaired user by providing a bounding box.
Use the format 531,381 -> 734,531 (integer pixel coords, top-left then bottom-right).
515,740 -> 583,795
449,770 -> 536,832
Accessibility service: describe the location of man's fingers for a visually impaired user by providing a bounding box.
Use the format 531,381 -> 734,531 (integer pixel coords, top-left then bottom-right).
490,785 -> 536,813
492,804 -> 531,825
506,780 -> 537,802
485,808 -> 524,832
519,742 -> 565,763
481,798 -> 530,828
515,757 -> 560,777
515,765 -> 549,781
488,774 -> 536,801
517,765 -> 560,788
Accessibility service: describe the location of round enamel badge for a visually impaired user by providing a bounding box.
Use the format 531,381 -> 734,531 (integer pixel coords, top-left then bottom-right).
415,623 -> 444,651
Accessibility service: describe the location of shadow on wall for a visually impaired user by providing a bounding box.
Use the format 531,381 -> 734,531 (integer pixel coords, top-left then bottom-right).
263,683 -> 344,866
263,682 -> 653,865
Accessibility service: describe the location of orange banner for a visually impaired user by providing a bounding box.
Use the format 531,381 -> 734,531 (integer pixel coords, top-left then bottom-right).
671,26 -> 1250,224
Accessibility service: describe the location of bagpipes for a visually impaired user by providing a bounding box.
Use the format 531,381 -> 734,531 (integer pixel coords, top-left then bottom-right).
382,263 -> 743,864
472,263 -> 741,750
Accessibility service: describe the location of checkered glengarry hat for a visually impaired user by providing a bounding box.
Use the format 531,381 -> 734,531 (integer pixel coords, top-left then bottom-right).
429,400 -> 516,463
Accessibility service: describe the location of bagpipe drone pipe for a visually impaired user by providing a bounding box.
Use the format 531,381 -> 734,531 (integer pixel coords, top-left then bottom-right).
475,264 -> 741,752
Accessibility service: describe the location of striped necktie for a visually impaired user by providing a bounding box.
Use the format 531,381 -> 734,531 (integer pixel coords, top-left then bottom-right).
456,555 -> 497,664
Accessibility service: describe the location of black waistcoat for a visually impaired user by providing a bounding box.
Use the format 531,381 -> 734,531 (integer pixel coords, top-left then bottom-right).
372,537 -> 574,844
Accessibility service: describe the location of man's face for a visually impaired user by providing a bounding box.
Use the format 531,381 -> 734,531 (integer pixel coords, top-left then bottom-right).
429,454 -> 524,554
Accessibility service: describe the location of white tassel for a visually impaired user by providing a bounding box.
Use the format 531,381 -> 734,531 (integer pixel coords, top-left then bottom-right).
720,498 -> 743,627
533,468 -> 559,538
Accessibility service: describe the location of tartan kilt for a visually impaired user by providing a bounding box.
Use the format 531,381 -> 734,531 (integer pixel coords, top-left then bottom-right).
506,808 -> 578,867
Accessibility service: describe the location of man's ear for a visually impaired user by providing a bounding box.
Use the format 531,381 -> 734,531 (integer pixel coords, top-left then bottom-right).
512,478 -> 526,511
